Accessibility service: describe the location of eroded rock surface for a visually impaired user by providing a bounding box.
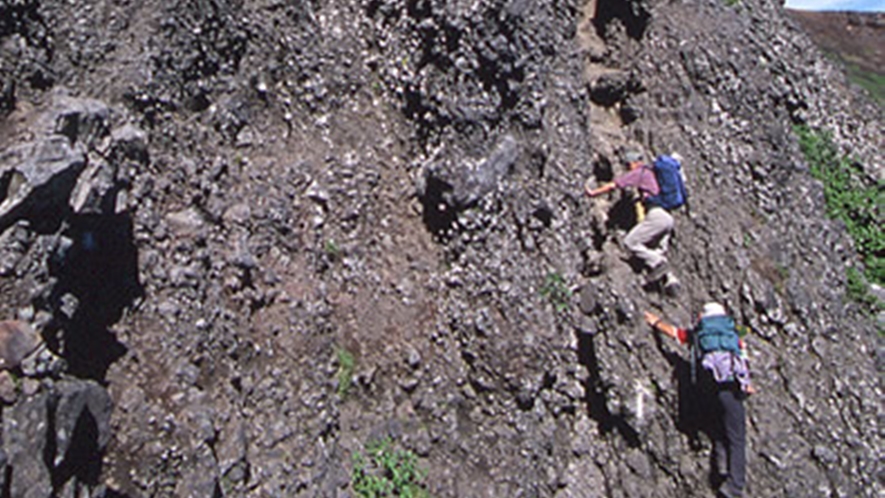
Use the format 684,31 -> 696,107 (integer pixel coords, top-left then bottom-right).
0,0 -> 880,497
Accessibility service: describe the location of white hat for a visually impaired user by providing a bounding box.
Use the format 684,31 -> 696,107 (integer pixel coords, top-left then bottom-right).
624,150 -> 643,164
701,302 -> 726,318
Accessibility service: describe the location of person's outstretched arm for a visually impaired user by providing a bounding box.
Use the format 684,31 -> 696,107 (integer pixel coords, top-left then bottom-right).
644,311 -> 682,342
586,181 -> 616,197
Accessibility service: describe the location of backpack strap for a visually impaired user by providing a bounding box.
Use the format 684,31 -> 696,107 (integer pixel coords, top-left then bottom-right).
690,323 -> 699,385
639,165 -> 662,208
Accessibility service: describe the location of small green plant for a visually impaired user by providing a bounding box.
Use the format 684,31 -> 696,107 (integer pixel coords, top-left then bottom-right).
723,0 -> 740,7
777,264 -> 790,283
352,437 -> 429,497
325,239 -> 341,258
540,272 -> 572,312
846,266 -> 882,312
336,347 -> 355,396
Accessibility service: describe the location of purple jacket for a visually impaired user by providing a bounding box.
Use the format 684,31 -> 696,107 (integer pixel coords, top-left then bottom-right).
702,351 -> 751,390
614,166 -> 660,198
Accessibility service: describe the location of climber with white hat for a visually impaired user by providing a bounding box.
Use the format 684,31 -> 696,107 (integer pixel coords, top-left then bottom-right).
644,303 -> 754,498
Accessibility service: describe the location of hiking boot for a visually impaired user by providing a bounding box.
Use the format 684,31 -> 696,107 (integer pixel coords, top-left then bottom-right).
717,482 -> 742,498
646,262 -> 669,283
663,276 -> 682,297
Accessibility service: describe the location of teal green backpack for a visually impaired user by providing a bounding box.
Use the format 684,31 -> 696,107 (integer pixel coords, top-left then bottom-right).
695,315 -> 741,354
690,315 -> 741,384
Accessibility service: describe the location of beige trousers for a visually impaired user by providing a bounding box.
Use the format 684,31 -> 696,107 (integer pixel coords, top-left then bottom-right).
623,206 -> 673,270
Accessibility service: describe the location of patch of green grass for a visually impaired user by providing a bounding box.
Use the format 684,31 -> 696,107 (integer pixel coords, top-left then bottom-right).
825,55 -> 885,108
335,347 -> 355,397
846,266 -> 881,311
848,66 -> 885,107
776,264 -> 790,288
540,272 -> 572,312
352,437 -> 429,498
795,125 -> 884,310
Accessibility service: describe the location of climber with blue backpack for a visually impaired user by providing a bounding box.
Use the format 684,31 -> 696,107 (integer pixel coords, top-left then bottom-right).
585,150 -> 687,294
644,303 -> 755,498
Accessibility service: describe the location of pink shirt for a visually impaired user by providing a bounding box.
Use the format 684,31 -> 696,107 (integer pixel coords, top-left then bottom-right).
614,166 -> 659,197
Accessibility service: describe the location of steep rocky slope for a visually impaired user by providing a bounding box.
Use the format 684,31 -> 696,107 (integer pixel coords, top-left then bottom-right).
0,0 -> 881,497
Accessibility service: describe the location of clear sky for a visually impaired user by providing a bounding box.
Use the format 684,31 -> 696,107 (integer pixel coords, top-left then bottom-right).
784,0 -> 885,11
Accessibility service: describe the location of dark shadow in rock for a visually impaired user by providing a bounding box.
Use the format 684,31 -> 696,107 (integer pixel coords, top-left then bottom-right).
0,1 -> 54,89
0,1 -> 47,45
419,176 -> 459,241
605,195 -> 638,233
0,80 -> 14,115
47,213 -> 142,381
592,157 -> 615,184
476,56 -> 522,114
605,196 -> 649,273
576,330 -> 641,448
531,205 -> 553,229
51,407 -> 101,488
592,0 -> 650,41
104,489 -> 134,498
587,226 -> 607,253
1,161 -> 83,236
403,86 -> 448,146
0,170 -> 21,207
1,464 -> 10,497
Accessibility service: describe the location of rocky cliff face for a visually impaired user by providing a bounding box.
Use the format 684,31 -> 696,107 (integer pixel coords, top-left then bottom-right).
0,0 -> 881,497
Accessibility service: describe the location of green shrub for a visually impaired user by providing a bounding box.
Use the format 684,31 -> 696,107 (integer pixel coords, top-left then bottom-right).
352,437 -> 429,497
540,272 -> 572,312
795,125 -> 884,309
336,347 -> 355,397
846,266 -> 882,312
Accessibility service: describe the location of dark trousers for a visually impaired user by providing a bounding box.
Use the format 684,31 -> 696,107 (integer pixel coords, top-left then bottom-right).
712,384 -> 746,497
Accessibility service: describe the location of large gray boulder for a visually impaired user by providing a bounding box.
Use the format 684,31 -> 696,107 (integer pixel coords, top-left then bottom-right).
0,136 -> 85,231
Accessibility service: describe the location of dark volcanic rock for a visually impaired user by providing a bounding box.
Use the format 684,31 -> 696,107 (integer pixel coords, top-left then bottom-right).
0,320 -> 38,369
3,379 -> 111,498
0,0 -> 879,497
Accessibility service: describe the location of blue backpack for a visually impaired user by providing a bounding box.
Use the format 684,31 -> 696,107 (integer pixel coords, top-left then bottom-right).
646,155 -> 687,210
